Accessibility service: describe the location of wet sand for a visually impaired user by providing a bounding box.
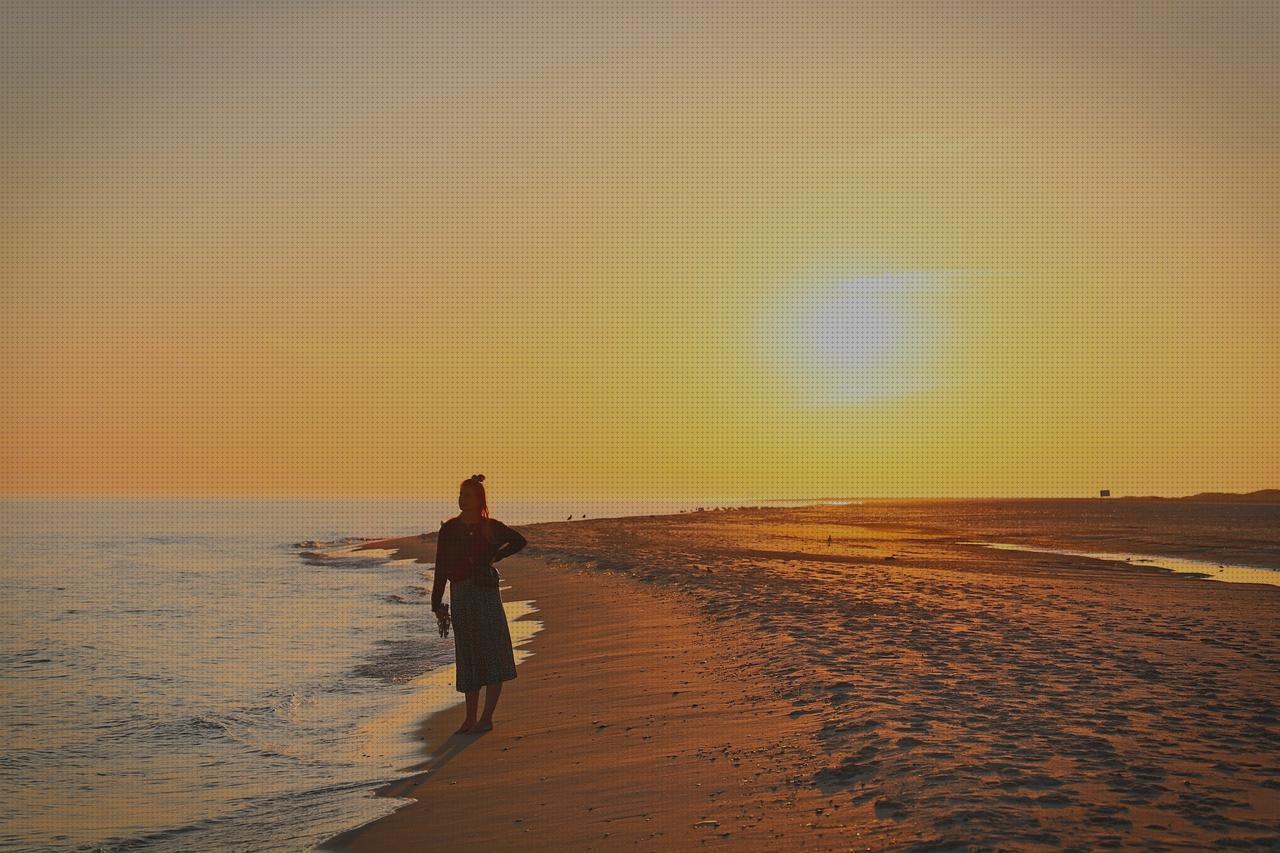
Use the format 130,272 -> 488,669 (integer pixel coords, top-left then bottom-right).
319,504 -> 1280,850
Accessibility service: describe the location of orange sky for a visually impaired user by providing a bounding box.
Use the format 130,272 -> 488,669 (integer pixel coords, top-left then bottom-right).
3,1 -> 1277,499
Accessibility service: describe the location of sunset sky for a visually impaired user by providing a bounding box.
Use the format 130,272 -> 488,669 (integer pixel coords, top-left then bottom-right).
3,1 -> 1277,500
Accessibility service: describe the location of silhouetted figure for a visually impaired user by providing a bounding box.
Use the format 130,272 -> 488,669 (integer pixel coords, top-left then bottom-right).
431,474 -> 528,734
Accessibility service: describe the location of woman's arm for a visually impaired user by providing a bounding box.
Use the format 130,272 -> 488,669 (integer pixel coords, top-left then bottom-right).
430,523 -> 448,611
491,521 -> 527,563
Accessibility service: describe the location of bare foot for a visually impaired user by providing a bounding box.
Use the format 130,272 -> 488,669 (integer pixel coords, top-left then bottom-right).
454,718 -> 476,734
470,719 -> 493,733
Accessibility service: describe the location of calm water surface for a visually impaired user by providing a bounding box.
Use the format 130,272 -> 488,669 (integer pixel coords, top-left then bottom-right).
0,497 -> 805,851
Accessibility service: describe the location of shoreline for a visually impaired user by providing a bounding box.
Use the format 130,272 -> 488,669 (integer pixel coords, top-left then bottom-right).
318,551 -> 836,850
320,505 -> 1280,849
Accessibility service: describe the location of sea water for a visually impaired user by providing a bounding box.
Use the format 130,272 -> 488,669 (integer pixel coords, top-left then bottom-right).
0,496 -> 802,852
957,541 -> 1280,586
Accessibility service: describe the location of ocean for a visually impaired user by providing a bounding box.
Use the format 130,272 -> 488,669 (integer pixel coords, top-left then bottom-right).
0,496 -> 807,852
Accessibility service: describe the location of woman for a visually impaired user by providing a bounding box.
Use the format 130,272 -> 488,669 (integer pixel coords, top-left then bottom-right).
430,474 -> 528,734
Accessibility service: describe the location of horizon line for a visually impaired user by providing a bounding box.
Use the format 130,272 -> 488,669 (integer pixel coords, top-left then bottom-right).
2,491 -> 1274,502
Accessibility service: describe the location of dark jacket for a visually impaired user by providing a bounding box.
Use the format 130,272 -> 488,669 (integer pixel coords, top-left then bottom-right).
431,516 -> 528,610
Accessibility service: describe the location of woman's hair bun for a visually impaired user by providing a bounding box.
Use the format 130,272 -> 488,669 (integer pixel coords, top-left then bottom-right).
470,473 -> 485,483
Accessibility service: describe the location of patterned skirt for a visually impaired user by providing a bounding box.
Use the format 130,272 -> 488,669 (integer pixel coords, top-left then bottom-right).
449,574 -> 519,693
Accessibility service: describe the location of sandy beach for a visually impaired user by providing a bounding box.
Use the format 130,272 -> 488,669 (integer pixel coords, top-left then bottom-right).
319,503 -> 1280,850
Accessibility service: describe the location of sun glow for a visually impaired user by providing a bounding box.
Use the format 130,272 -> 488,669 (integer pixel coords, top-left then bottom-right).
758,272 -> 954,406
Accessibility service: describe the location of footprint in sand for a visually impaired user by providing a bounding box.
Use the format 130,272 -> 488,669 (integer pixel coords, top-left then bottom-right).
874,798 -> 907,821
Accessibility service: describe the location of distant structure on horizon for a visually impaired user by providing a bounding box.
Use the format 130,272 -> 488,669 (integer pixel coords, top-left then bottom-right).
1100,489 -> 1111,497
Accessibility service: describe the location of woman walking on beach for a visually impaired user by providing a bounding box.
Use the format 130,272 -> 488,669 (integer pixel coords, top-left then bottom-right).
431,474 -> 528,733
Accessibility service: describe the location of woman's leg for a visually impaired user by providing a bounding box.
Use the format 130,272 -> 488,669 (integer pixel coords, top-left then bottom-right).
478,680 -> 502,725
454,689 -> 480,733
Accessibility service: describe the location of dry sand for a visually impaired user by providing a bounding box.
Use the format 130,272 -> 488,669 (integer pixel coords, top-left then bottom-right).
319,505 -> 1280,850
